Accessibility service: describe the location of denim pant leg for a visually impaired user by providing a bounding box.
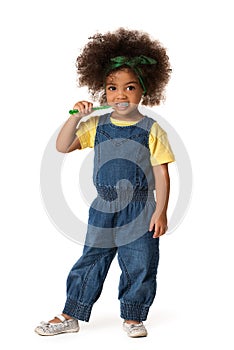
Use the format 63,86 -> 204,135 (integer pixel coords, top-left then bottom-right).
63,245 -> 117,321
117,231 -> 160,321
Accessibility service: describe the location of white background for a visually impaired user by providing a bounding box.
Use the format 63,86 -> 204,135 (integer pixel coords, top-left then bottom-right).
1,0 -> 234,349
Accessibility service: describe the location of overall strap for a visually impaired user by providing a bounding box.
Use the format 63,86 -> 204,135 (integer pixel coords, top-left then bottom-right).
97,113 -> 110,127
138,116 -> 156,132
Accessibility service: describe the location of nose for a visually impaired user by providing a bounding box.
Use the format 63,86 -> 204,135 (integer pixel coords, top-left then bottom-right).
116,89 -> 127,99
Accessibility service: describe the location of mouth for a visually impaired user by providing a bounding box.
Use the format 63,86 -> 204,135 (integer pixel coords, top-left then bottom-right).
115,102 -> 129,109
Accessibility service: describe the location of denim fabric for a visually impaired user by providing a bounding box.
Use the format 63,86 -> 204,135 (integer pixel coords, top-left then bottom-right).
63,113 -> 160,321
63,232 -> 159,322
93,113 -> 155,192
86,114 -> 156,247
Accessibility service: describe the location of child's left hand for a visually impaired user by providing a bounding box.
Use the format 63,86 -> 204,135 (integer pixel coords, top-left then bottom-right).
149,212 -> 168,238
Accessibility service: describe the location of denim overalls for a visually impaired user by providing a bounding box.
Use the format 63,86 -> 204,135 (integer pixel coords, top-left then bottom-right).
63,113 -> 160,322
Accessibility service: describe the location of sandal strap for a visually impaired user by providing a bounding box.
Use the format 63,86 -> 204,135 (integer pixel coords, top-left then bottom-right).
55,314 -> 66,323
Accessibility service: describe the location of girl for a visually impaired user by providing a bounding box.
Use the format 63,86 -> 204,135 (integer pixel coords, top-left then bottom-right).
35,28 -> 175,338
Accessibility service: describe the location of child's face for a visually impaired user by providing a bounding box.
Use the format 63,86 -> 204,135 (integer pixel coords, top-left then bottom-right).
105,68 -> 143,117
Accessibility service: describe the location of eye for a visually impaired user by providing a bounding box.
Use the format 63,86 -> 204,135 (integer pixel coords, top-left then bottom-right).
126,85 -> 136,91
107,86 -> 116,91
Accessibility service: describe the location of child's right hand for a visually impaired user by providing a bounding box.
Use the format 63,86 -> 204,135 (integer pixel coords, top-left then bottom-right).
72,101 -> 93,117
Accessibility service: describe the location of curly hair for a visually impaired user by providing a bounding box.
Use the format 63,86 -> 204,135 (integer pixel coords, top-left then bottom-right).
76,28 -> 171,106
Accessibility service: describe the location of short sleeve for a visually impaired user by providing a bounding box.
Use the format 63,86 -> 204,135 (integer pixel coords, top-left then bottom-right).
149,122 -> 175,166
75,116 -> 99,149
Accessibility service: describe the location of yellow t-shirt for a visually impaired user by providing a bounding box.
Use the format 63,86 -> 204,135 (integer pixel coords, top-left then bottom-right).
76,116 -> 175,166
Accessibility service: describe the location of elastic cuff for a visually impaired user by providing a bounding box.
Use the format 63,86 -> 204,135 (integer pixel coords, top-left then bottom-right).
120,301 -> 150,321
63,298 -> 92,322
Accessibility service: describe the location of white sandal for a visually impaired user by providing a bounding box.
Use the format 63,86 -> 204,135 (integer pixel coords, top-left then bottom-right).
34,314 -> 79,336
123,322 -> 147,337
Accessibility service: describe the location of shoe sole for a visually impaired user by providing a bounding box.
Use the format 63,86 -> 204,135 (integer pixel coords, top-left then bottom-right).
127,332 -> 147,338
35,328 -> 79,336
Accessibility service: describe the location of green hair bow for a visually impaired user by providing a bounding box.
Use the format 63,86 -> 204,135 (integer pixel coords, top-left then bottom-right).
106,55 -> 157,94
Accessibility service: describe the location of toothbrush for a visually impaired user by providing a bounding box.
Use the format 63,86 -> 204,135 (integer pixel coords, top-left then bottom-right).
69,105 -> 111,115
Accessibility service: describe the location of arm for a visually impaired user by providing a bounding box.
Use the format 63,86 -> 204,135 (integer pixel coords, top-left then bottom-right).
149,163 -> 170,238
56,101 -> 93,153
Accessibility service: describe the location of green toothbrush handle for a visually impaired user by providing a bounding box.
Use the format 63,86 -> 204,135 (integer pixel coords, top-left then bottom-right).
69,105 -> 110,115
